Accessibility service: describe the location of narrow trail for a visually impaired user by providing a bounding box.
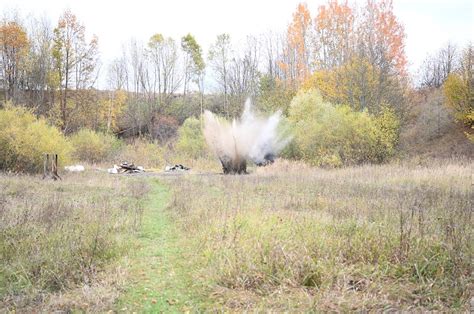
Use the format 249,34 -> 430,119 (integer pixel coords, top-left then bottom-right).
115,179 -> 206,312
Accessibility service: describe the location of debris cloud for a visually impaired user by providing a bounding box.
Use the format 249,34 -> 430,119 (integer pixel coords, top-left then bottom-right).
203,99 -> 290,174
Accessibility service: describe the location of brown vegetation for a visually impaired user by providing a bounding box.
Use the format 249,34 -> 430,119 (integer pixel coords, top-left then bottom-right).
0,173 -> 147,311
165,159 -> 473,311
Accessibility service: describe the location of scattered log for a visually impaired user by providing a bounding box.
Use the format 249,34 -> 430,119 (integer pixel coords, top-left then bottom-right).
118,162 -> 144,173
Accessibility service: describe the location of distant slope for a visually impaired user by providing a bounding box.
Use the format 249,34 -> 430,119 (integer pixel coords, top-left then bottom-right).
399,88 -> 473,159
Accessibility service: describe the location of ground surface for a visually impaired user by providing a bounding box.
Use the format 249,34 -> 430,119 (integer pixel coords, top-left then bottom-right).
1,160 -> 473,311
114,180 -> 209,312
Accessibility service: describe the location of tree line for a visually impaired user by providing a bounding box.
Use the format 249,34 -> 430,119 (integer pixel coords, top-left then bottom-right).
1,0 -> 472,141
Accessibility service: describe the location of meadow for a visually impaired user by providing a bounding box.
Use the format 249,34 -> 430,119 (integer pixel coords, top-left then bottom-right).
0,158 -> 471,311
1,0 -> 473,311
0,172 -> 148,311
166,159 -> 473,311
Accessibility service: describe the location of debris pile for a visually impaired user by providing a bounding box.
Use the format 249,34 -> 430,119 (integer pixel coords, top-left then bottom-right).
165,164 -> 190,172
108,162 -> 144,174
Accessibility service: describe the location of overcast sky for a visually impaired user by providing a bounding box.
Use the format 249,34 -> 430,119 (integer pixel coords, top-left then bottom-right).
1,0 -> 473,88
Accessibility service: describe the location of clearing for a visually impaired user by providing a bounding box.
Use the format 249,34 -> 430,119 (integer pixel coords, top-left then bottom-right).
1,159 -> 472,311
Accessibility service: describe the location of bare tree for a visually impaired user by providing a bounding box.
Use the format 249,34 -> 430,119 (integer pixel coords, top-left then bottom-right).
228,36 -> 261,108
107,56 -> 128,90
419,43 -> 458,88
23,15 -> 55,111
147,33 -> 181,108
261,31 -> 285,80
209,33 -> 232,116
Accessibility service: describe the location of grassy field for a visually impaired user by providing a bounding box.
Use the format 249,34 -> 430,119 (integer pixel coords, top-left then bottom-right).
0,172 -> 148,311
0,159 -> 472,311
165,159 -> 473,311
114,180 -> 210,312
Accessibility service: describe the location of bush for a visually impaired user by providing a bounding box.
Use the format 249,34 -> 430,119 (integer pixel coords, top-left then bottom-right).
70,129 -> 122,163
117,139 -> 165,168
0,105 -> 72,173
150,115 -> 179,143
444,73 -> 473,127
287,89 -> 399,166
175,116 -> 208,159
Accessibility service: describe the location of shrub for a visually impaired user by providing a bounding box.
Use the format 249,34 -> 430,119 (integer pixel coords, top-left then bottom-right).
175,116 -> 208,159
287,89 -> 399,166
0,105 -> 72,173
149,115 -> 179,142
444,73 -> 473,127
69,129 -> 122,163
443,45 -> 473,128
117,139 -> 165,168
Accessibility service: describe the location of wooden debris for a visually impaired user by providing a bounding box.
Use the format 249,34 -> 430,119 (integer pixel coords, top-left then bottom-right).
115,162 -> 145,174
165,164 -> 190,172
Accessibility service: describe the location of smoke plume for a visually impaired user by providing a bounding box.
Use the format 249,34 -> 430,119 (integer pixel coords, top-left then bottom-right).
203,99 -> 290,174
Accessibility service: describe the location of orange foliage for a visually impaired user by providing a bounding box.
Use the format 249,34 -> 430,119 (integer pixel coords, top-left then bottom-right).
279,3 -> 312,88
0,21 -> 28,52
363,0 -> 407,76
314,0 -> 354,68
0,21 -> 29,99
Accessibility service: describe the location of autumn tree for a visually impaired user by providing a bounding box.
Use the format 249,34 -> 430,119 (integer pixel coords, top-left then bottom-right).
303,56 -> 380,111
52,9 -> 99,132
358,0 -> 407,77
0,20 -> 29,102
302,0 -> 408,113
279,3 -> 312,88
99,89 -> 127,133
180,33 -> 205,122
443,44 -> 473,127
314,0 -> 354,69
209,33 -> 232,116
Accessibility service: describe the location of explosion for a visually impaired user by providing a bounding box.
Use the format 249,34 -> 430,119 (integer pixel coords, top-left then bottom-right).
203,99 -> 291,174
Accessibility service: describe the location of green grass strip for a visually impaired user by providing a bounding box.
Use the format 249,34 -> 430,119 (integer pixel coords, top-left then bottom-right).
115,179 -> 208,313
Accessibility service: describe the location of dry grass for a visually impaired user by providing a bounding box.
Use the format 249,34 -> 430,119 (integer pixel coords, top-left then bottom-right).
0,171 -> 148,311
165,159 -> 473,311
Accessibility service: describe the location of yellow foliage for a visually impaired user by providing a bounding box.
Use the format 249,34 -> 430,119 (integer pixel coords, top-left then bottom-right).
0,105 -> 72,173
443,73 -> 473,126
175,117 -> 208,159
287,89 -> 399,166
99,90 -> 127,132
69,129 -> 122,163
117,139 -> 165,168
303,57 -> 380,111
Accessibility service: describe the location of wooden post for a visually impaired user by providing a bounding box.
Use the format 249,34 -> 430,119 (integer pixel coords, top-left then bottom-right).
52,154 -> 61,180
42,153 -> 61,180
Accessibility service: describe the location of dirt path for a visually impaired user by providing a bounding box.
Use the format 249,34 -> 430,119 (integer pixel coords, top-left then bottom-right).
114,179 -> 207,312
